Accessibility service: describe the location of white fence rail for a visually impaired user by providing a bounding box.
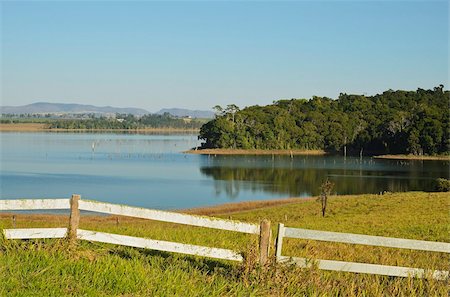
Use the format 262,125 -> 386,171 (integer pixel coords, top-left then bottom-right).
0,199 -> 70,211
0,198 -> 259,234
0,195 -> 269,263
78,200 -> 260,234
283,227 -> 450,253
77,229 -> 243,261
4,228 -> 68,239
2,227 -> 243,261
275,223 -> 450,280
277,256 -> 449,280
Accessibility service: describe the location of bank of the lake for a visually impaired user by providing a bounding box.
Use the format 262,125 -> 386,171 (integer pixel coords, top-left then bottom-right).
0,123 -> 48,131
183,196 -> 313,215
185,148 -> 327,155
1,192 -> 448,296
0,123 -> 199,133
187,148 -> 450,161
374,154 -> 450,161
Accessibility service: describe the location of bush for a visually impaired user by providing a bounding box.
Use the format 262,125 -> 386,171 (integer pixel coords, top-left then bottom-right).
435,178 -> 450,192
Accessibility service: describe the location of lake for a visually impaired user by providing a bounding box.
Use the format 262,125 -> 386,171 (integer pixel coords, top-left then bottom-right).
1,132 -> 448,210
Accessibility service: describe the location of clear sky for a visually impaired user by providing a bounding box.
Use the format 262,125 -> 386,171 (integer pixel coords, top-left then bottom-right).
1,1 -> 448,112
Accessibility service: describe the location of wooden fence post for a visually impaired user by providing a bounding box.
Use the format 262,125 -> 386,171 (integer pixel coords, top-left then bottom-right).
259,219 -> 271,266
68,194 -> 80,244
275,223 -> 285,262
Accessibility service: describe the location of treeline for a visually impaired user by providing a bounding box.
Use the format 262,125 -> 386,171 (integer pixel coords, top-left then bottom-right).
0,113 -> 204,129
199,86 -> 449,156
48,114 -> 204,129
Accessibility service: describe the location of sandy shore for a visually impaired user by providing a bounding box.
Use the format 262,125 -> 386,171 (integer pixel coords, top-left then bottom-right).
185,148 -> 327,156
374,154 -> 450,161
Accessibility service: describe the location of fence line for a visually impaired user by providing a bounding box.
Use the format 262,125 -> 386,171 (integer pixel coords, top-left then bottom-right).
0,195 -> 268,264
0,199 -> 70,211
2,196 -> 449,280
277,256 -> 449,280
77,229 -> 243,261
4,228 -> 68,239
78,200 -> 260,235
284,227 -> 450,253
2,228 -> 243,261
275,223 -> 450,280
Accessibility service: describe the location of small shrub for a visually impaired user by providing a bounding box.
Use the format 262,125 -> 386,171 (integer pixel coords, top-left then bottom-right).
317,179 -> 335,217
435,178 -> 450,192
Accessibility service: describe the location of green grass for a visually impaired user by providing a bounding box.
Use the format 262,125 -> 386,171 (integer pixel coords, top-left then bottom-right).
1,192 -> 449,296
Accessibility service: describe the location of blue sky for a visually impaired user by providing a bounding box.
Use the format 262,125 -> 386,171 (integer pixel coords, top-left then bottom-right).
1,1 -> 448,112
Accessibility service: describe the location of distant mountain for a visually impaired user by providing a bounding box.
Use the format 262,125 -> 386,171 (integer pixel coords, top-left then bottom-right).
0,102 -> 216,118
156,108 -> 215,119
0,102 -> 150,116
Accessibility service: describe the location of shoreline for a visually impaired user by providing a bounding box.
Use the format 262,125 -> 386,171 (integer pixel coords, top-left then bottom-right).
0,123 -> 199,133
2,124 -> 447,160
373,154 -> 450,161
185,148 -> 327,155
188,148 -> 450,160
182,196 -> 312,215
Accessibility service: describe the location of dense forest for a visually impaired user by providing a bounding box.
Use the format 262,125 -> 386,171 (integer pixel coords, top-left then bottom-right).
1,113 -> 205,130
199,86 -> 449,156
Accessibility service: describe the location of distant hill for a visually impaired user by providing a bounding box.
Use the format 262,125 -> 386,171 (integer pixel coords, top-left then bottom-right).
0,102 -> 216,118
0,102 -> 150,116
156,108 -> 214,119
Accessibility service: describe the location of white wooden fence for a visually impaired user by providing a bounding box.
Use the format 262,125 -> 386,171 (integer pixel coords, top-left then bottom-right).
0,195 -> 271,264
2,196 -> 449,280
275,223 -> 450,280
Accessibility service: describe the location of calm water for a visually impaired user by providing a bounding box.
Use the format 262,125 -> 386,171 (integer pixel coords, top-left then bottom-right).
1,132 -> 448,210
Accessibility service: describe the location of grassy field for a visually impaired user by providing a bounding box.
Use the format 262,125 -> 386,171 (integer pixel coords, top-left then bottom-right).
1,192 -> 449,296
0,123 -> 50,131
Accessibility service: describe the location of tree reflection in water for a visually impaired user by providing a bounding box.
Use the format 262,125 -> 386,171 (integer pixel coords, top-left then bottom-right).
200,155 -> 449,198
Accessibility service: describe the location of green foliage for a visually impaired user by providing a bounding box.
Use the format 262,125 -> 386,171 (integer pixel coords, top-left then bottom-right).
1,113 -> 205,130
47,114 -> 204,130
199,87 -> 450,156
435,178 -> 450,192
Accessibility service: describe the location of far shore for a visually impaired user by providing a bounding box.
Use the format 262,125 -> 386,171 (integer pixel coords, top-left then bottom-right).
2,124 -> 447,161
0,123 -> 48,131
188,148 -> 450,160
185,148 -> 327,155
373,154 -> 450,161
0,123 -> 199,133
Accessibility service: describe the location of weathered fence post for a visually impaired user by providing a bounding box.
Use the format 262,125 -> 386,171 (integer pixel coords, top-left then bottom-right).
68,194 -> 80,244
259,219 -> 271,265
